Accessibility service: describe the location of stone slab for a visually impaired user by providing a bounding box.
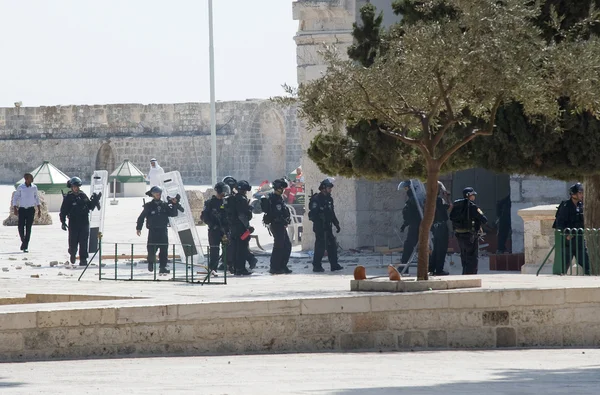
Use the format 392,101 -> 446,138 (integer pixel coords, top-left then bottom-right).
350,278 -> 481,293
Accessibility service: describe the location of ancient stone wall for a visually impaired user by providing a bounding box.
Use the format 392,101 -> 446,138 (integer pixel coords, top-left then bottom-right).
0,101 -> 300,186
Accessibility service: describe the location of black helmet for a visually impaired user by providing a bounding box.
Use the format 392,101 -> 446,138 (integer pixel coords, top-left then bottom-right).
222,176 -> 237,191
150,186 -> 163,194
237,180 -> 252,192
272,178 -> 288,190
319,178 -> 334,191
214,182 -> 230,195
398,180 -> 411,190
570,182 -> 584,195
463,187 -> 477,198
67,177 -> 82,188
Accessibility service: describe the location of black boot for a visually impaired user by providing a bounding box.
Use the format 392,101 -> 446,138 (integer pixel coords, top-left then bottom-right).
148,261 -> 154,272
312,265 -> 325,273
331,264 -> 344,272
282,266 -> 292,274
159,267 -> 170,274
79,260 -> 88,267
235,268 -> 252,276
248,256 -> 258,270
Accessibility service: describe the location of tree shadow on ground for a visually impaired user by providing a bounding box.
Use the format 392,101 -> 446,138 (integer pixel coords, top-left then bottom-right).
0,376 -> 25,388
323,366 -> 600,395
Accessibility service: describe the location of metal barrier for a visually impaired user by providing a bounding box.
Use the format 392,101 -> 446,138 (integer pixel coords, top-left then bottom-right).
78,238 -> 228,285
537,229 -> 600,276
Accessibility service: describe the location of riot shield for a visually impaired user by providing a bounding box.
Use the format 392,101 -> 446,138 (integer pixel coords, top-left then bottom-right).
160,171 -> 205,264
88,170 -> 108,254
409,179 -> 427,219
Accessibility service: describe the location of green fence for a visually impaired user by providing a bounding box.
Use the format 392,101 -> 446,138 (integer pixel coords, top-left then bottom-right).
78,239 -> 228,285
537,229 -> 600,276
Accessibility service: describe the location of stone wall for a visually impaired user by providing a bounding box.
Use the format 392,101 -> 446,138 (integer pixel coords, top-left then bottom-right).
1,287 -> 600,361
0,101 -> 300,185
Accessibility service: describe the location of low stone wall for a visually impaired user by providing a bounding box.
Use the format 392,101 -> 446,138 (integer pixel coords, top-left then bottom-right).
518,204 -> 557,274
1,287 -> 599,361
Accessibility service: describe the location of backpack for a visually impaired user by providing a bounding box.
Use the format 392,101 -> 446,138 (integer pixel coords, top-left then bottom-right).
450,199 -> 470,230
308,193 -> 319,222
261,195 -> 273,224
552,200 -> 567,229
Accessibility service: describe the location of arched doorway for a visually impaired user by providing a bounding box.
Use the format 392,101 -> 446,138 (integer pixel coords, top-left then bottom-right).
95,143 -> 116,173
250,109 -> 286,182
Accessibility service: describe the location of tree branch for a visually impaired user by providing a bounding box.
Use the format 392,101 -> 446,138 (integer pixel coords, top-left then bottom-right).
378,126 -> 423,148
431,74 -> 457,149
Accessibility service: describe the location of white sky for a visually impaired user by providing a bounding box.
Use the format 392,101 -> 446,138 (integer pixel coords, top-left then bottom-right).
0,0 -> 299,107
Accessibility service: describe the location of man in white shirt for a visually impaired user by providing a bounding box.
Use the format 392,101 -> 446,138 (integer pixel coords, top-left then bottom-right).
12,173 -> 41,252
146,158 -> 164,188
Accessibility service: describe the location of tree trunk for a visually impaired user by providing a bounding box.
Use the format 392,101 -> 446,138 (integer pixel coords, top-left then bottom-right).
584,175 -> 600,228
417,163 -> 440,280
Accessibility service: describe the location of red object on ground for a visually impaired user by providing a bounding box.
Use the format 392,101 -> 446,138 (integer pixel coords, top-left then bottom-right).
241,230 -> 251,241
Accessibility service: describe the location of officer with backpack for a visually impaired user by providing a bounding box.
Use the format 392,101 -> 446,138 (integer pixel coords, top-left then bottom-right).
229,180 -> 254,275
309,178 -> 343,272
201,182 -> 230,273
449,187 -> 488,275
261,178 -> 292,274
553,183 -> 590,274
398,180 -> 421,270
59,177 -> 102,266
429,181 -> 452,276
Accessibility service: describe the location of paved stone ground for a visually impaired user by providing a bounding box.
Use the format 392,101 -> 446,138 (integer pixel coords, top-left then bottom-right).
1,349 -> 599,394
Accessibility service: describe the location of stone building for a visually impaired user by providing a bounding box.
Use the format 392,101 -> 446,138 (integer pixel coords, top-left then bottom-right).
0,101 -> 301,186
292,0 -> 571,253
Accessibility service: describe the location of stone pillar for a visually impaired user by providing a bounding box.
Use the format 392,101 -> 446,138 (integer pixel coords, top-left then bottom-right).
517,204 -> 557,274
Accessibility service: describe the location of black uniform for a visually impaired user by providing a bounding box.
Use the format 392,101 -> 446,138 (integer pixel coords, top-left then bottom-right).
136,199 -> 179,271
221,193 -> 257,272
429,197 -> 450,274
450,198 -> 488,275
401,190 -> 421,264
553,199 -> 590,274
230,193 -> 253,274
202,196 -> 229,271
496,195 -> 511,253
265,192 -> 292,274
60,191 -> 99,264
309,192 -> 342,271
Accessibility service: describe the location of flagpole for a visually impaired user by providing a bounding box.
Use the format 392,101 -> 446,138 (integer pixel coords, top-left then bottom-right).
209,0 -> 217,186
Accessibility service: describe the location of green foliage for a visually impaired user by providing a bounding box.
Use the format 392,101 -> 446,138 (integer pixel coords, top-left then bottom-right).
347,3 -> 384,67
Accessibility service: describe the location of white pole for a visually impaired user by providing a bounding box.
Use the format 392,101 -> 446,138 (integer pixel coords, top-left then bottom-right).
209,0 -> 217,186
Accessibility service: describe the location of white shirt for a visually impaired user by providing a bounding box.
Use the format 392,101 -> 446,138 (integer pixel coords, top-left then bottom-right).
12,183 -> 40,208
146,162 -> 165,187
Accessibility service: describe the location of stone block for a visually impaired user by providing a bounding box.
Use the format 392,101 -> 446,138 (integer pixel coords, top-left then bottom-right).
355,280 -> 399,292
511,308 -> 555,326
572,307 -> 600,323
496,327 -> 516,347
340,333 -> 375,350
500,289 -> 565,307
447,291 -> 501,309
447,328 -> 495,348
371,293 -> 449,312
402,331 -> 427,348
565,288 -> 600,304
116,306 -> 176,324
297,315 -> 332,336
37,308 -> 116,328
352,313 -> 389,332
427,330 -> 448,348
374,332 -> 397,349
389,310 -> 440,330
517,326 -> 563,347
330,314 -> 353,333
273,335 -> 337,352
0,312 -> 36,330
300,297 -> 370,315
482,311 -> 509,326
562,323 -> 600,347
96,326 -> 132,345
178,299 -> 300,320
0,332 -> 24,352
130,324 -> 167,344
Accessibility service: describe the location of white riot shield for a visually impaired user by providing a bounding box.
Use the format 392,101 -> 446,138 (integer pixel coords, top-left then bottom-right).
88,170 -> 108,254
409,179 -> 427,219
160,171 -> 205,264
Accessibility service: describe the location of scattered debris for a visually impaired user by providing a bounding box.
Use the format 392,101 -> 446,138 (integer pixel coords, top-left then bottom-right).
33,264 -> 41,268
22,257 -> 28,261
58,272 -> 64,276
8,257 -> 16,261
30,274 -> 39,278
25,262 -> 33,266
15,266 -> 22,270
50,261 -> 59,267
2,267 -> 9,272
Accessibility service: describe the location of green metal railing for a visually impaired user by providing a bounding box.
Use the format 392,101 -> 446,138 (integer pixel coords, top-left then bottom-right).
77,238 -> 228,285
537,228 -> 600,276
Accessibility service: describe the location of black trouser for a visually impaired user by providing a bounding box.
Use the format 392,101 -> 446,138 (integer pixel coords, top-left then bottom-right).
562,238 -> 590,275
401,223 -> 420,264
68,221 -> 90,261
270,223 -> 291,272
456,232 -> 478,275
208,229 -> 224,271
313,225 -> 338,268
18,207 -> 35,250
232,235 -> 250,272
497,219 -> 510,253
429,222 -> 449,273
147,227 -> 169,268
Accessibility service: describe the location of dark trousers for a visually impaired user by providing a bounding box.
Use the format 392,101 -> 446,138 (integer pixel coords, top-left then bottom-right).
147,227 -> 169,268
401,223 -> 420,264
313,226 -> 338,268
562,238 -> 590,275
68,221 -> 90,261
456,232 -> 478,275
232,236 -> 250,272
429,222 -> 449,273
497,220 -> 510,253
270,223 -> 292,272
18,207 -> 35,249
208,229 -> 224,271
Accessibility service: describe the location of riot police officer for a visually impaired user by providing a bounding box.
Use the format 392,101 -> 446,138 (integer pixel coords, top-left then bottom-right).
309,178 -> 343,272
262,178 -> 292,274
136,186 -> 181,274
59,177 -> 101,266
429,181 -> 451,276
230,180 -> 254,275
553,183 -> 590,274
201,182 -> 230,272
398,180 -> 421,268
449,187 -> 488,275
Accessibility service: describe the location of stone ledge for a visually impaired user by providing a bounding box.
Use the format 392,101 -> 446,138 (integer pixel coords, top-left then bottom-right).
350,278 -> 482,293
